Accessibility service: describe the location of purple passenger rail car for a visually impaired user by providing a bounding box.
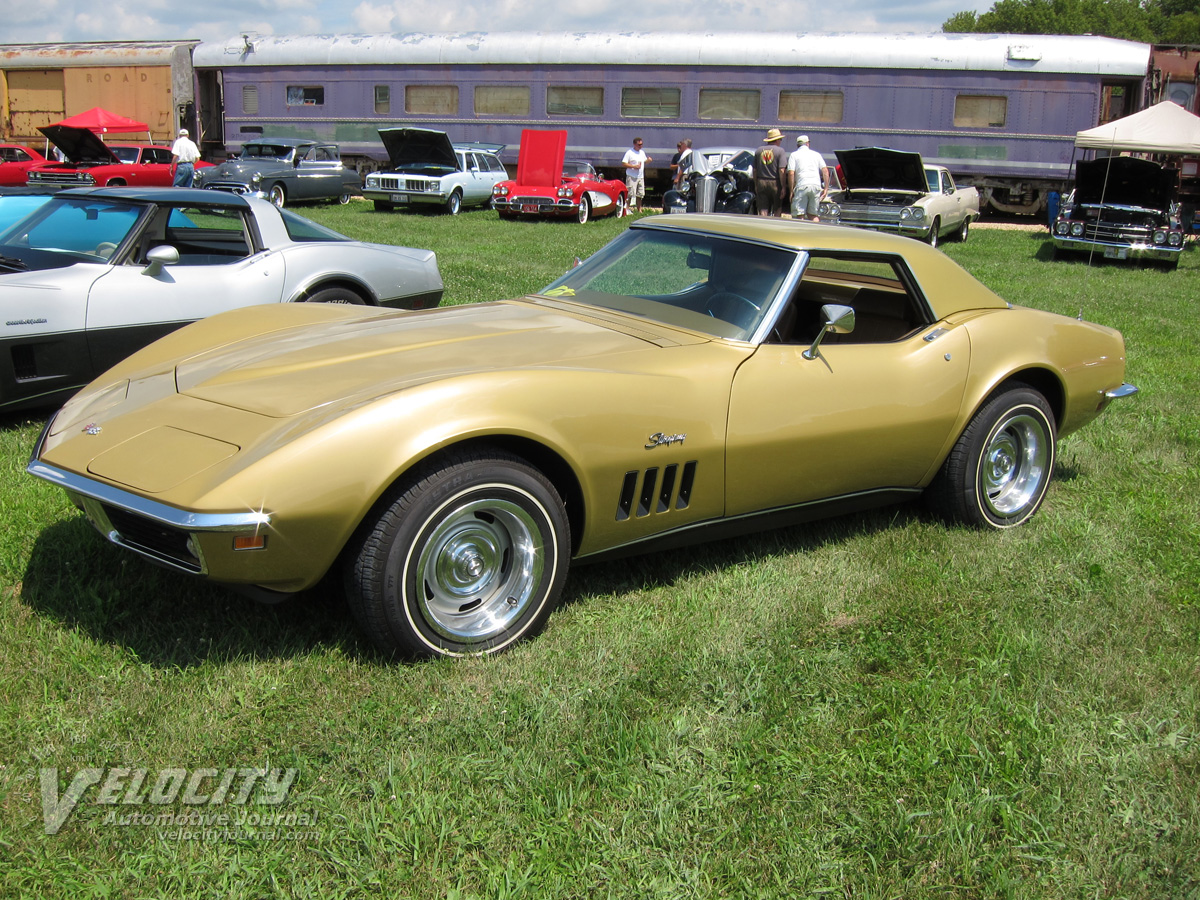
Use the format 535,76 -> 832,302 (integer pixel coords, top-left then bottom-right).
193,32 -> 1152,215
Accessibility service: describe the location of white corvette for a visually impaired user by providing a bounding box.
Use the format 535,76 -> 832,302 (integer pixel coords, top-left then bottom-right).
0,187 -> 443,412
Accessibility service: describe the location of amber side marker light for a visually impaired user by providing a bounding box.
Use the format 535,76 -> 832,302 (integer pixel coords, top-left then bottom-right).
233,535 -> 268,551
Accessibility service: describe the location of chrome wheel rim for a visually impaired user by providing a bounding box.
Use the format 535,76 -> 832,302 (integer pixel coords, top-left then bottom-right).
981,412 -> 1048,517
413,494 -> 545,643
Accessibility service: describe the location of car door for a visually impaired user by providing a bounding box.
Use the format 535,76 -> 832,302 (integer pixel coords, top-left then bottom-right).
724,254 -> 970,516
82,205 -> 287,374
294,145 -> 342,200
461,152 -> 492,206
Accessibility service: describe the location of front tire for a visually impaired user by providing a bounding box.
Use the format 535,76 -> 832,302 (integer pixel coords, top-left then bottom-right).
445,191 -> 462,215
576,196 -> 591,224
927,217 -> 941,248
345,449 -> 571,658
268,184 -> 286,208
926,386 -> 1056,528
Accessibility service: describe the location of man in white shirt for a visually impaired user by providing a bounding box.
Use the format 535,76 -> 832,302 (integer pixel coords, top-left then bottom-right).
170,128 -> 201,187
622,137 -> 652,212
786,135 -> 829,221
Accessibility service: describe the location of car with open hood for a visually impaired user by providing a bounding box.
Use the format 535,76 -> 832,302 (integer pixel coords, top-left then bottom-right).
0,144 -> 48,186
820,147 -> 980,247
492,129 -> 627,223
25,126 -> 205,188
1051,156 -> 1184,267
194,138 -> 361,208
28,216 -> 1135,659
363,128 -> 507,214
0,187 -> 442,412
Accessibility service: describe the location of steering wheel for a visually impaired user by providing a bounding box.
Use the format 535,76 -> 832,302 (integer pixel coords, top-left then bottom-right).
705,290 -> 760,327
94,242 -> 118,260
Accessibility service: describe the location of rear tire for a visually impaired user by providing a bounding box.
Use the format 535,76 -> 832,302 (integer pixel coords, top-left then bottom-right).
304,286 -> 365,305
345,449 -> 570,658
957,218 -> 970,242
926,386 -> 1056,529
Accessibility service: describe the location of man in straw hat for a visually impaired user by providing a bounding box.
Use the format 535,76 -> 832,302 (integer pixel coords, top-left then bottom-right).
753,128 -> 788,217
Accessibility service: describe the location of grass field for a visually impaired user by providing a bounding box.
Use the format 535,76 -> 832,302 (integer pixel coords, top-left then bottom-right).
1,204 -> 1197,898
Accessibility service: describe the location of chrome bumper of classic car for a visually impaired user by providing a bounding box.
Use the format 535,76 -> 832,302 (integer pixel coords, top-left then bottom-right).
363,176 -> 447,204
27,442 -> 271,579
1051,233 -> 1183,261
201,180 -> 255,195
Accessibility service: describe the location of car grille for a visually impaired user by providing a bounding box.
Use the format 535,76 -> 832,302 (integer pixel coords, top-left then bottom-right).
837,203 -> 903,226
28,171 -> 95,185
202,181 -> 252,194
101,504 -> 202,573
1076,221 -> 1154,243
374,175 -> 437,192
510,196 -> 555,210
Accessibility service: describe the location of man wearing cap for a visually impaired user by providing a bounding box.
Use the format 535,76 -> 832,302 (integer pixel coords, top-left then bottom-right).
786,134 -> 830,222
170,128 -> 201,187
753,128 -> 787,216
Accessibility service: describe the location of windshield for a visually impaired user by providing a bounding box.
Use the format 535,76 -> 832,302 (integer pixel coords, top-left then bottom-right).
539,228 -> 798,341
0,196 -> 145,261
241,144 -> 296,161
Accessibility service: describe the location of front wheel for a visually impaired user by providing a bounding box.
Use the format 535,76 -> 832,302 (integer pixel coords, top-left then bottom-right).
345,449 -> 571,658
445,191 -> 462,215
926,217 -> 941,248
616,193 -> 628,218
576,196 -> 591,224
268,184 -> 286,208
926,386 -> 1056,529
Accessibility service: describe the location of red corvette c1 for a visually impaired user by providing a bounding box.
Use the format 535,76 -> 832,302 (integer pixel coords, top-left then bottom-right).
492,129 -> 627,223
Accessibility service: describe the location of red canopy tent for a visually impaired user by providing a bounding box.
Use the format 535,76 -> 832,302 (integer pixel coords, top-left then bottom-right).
50,107 -> 150,137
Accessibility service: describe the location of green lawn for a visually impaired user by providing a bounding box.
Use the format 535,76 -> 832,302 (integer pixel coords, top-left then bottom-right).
2,204 -> 1197,898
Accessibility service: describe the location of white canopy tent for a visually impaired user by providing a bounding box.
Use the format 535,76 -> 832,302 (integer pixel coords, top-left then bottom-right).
1075,100 -> 1200,154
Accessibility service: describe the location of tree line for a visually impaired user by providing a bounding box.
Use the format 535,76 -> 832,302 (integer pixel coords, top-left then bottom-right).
943,0 -> 1200,44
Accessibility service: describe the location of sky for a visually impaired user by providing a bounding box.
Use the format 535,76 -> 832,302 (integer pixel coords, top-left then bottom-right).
2,0 -> 997,45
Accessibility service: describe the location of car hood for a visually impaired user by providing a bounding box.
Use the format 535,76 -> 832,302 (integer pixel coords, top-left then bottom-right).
203,158 -> 291,179
37,125 -> 120,164
174,299 -> 693,418
1073,157 -> 1174,209
515,129 -> 567,188
835,147 -> 927,193
378,127 -> 458,170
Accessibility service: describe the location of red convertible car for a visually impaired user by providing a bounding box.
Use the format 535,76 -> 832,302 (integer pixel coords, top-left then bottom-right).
0,144 -> 48,186
26,125 -> 208,188
492,129 -> 626,223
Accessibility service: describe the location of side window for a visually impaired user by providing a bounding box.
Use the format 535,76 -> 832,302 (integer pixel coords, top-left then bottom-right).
772,254 -> 931,344
487,155 -> 506,174
941,172 -> 953,193
160,206 -> 253,265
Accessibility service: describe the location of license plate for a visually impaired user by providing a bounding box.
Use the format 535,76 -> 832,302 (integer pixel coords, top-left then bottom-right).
1103,246 -> 1128,259
389,193 -> 408,203
521,204 -> 541,214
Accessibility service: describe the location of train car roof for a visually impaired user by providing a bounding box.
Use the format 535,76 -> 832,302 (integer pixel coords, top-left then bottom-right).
195,32 -> 1151,77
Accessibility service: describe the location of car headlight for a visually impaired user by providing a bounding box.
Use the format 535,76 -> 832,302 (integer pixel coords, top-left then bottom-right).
365,174 -> 379,188
557,187 -> 572,199
1168,232 -> 1183,247
1070,222 -> 1085,236
494,185 -> 508,196
900,207 -> 925,221
1054,222 -> 1069,236
1153,230 -> 1167,245
819,202 -> 840,217
720,181 -> 733,195
251,173 -> 263,185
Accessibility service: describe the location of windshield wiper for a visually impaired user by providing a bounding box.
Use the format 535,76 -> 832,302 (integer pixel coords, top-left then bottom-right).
0,254 -> 29,272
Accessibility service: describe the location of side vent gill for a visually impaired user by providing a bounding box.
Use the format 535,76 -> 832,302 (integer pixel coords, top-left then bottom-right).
615,461 -> 697,521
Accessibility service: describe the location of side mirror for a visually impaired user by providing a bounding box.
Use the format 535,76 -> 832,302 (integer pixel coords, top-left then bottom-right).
142,244 -> 179,277
803,303 -> 855,360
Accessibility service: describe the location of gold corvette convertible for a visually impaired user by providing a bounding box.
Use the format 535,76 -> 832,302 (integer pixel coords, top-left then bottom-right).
28,216 -> 1136,658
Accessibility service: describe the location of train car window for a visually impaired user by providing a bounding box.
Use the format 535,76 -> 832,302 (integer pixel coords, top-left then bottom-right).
547,86 -> 604,116
698,89 -> 760,121
242,85 -> 259,116
954,95 -> 1006,128
779,91 -> 843,124
374,86 -> 390,115
286,86 -> 324,107
621,87 -> 680,119
475,85 -> 531,116
406,85 -> 459,115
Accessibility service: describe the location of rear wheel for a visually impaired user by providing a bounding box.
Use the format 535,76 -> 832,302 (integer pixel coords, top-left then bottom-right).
926,386 -> 1056,529
345,449 -> 570,658
576,196 -> 591,224
338,193 -> 352,205
305,286 -> 365,305
957,217 -> 970,242
268,184 -> 286,208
